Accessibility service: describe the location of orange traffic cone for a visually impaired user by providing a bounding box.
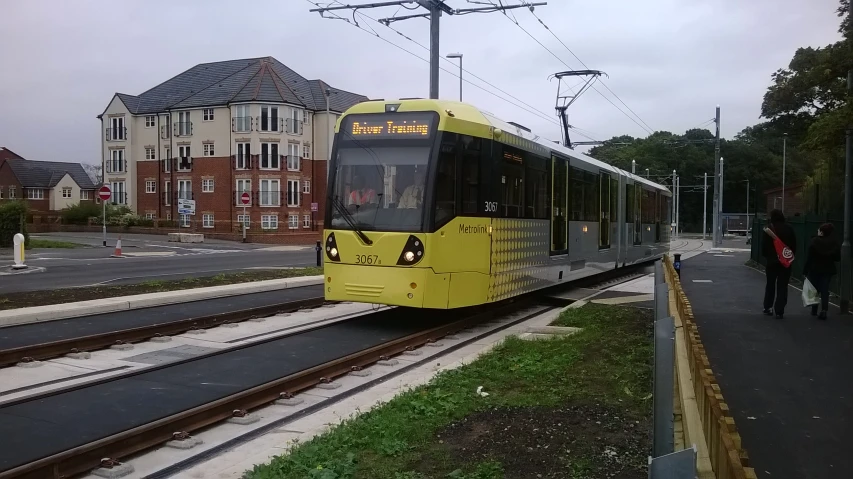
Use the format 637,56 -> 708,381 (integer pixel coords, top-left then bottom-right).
111,235 -> 125,258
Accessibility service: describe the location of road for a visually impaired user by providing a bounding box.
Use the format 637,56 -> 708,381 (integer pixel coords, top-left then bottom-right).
0,232 -> 319,294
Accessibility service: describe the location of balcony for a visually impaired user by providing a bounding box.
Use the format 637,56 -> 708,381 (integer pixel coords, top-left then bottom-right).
177,157 -> 192,172
106,161 -> 126,174
232,116 -> 252,133
233,154 -> 252,170
286,118 -> 304,135
160,125 -> 171,140
174,121 -> 193,137
256,116 -> 284,133
177,191 -> 194,201
259,190 -> 281,207
105,127 -> 126,141
110,192 -> 127,205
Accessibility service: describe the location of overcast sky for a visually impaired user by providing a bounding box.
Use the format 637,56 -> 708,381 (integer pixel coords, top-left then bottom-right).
0,0 -> 843,164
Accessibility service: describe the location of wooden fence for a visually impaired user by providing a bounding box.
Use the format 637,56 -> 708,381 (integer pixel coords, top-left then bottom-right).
663,254 -> 758,479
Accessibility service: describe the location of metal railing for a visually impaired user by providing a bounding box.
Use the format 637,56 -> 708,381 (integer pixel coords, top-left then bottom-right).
232,116 -> 252,133
105,128 -> 126,141
259,190 -> 281,206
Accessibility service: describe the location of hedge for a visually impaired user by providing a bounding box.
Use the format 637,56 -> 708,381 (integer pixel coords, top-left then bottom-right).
0,201 -> 29,248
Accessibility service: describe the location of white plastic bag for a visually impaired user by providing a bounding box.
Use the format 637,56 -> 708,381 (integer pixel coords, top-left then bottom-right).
802,278 -> 820,307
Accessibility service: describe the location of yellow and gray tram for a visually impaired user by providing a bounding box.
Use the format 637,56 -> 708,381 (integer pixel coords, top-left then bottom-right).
322,99 -> 671,309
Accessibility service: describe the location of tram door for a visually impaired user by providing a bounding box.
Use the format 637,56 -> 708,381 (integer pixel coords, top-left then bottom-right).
550,156 -> 568,255
599,172 -> 611,248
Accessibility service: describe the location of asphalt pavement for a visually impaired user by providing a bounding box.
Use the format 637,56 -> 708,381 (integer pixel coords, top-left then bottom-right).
681,252 -> 852,479
0,233 -> 319,294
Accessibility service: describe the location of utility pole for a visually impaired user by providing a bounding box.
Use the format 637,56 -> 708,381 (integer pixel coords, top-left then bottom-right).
676,175 -> 680,237
703,172 -> 708,239
720,157 -> 725,237
782,133 -> 787,213
841,0 -> 853,314
713,105 -> 721,246
672,170 -> 677,237
309,1 -> 546,99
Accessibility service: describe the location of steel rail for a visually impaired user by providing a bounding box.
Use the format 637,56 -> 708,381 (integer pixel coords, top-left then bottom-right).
0,299 -> 534,479
0,296 -> 327,368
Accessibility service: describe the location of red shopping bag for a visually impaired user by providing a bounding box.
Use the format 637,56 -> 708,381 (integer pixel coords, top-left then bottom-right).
763,226 -> 794,268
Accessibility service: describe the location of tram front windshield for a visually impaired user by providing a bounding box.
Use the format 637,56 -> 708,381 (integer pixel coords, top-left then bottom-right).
329,112 -> 437,232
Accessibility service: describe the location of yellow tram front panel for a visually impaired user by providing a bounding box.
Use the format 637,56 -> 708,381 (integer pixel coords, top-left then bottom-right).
323,217 -> 494,309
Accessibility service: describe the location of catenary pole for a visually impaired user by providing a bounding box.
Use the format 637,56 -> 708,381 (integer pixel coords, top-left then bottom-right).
841,0 -> 853,314
703,172 -> 708,239
713,105 -> 721,246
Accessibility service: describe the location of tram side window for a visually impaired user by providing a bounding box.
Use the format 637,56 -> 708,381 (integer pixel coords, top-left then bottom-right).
583,171 -> 599,222
641,189 -> 655,223
625,183 -> 635,223
570,167 -> 584,221
501,145 -> 524,218
610,176 -> 618,225
460,135 -> 481,214
525,153 -> 549,219
434,134 -> 458,227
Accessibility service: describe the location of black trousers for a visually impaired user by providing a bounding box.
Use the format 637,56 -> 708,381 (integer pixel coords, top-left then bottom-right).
807,273 -> 832,313
764,261 -> 792,314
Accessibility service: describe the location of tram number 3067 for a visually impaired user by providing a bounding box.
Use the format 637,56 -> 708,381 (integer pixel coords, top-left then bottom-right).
355,255 -> 381,265
484,201 -> 498,213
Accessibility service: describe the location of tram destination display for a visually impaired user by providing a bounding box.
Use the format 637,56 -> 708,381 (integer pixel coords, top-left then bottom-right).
343,112 -> 436,140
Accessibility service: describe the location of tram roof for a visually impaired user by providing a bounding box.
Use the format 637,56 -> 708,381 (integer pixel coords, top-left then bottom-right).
341,98 -> 671,195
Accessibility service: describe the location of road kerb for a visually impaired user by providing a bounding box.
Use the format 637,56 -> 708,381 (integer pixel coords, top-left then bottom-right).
0,276 -> 324,328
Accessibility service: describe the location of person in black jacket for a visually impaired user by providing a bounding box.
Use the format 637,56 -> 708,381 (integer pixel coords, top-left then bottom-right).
762,209 -> 797,318
803,223 -> 841,319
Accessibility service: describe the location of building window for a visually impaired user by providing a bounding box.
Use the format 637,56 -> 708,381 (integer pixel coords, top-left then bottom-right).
236,142 -> 251,169
237,214 -> 250,229
145,213 -> 155,220
287,179 -> 300,207
288,214 -> 298,229
145,181 -> 156,193
288,108 -> 303,134
8,187 -> 15,199
236,179 -> 252,205
261,214 -> 278,230
203,143 -> 215,157
178,146 -> 192,171
177,111 -> 192,136
260,142 -> 280,169
145,116 -> 155,128
110,181 -> 126,204
260,179 -> 280,206
203,109 -> 214,121
303,214 -> 311,228
202,179 -> 214,192
261,106 -> 279,132
108,116 -> 125,140
179,214 -> 191,227
0,187 -> 3,199
62,187 -> 72,198
233,105 -> 251,132
287,144 -> 301,171
109,149 -> 124,173
203,213 -> 214,228
303,110 -> 310,125
145,147 -> 156,160
177,180 -> 191,200
28,188 -> 45,200
164,180 -> 171,205
303,144 -> 311,159
302,180 -> 310,194
81,190 -> 90,200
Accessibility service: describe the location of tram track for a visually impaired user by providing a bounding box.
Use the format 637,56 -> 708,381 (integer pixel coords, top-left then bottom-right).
0,261 -> 657,479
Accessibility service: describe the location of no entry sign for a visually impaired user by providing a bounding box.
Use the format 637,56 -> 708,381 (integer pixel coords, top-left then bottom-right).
98,185 -> 111,201
240,192 -> 250,205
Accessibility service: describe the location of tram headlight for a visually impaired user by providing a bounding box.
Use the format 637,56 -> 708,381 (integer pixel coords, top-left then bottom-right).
325,233 -> 341,262
396,235 -> 425,266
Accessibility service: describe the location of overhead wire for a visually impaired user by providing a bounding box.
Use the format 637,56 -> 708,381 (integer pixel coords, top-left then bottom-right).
518,1 -> 656,134
308,0 -> 600,143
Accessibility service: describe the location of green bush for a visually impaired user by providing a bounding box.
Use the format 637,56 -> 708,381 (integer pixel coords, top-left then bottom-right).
60,202 -> 103,225
0,201 -> 29,248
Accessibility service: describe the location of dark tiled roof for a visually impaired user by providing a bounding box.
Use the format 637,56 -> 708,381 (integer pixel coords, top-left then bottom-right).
110,57 -> 368,115
6,159 -> 97,189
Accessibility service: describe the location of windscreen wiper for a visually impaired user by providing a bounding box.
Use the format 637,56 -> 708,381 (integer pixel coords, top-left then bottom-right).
331,196 -> 373,245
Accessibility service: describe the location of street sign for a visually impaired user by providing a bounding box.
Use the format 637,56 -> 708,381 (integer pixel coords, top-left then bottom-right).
177,198 -> 196,215
241,192 -> 251,205
311,202 -> 319,212
98,185 -> 111,201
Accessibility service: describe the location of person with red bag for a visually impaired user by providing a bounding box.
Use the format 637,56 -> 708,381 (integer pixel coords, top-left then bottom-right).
762,209 -> 797,318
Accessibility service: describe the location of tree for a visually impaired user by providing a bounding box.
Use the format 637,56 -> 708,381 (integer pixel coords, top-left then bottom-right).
82,163 -> 103,185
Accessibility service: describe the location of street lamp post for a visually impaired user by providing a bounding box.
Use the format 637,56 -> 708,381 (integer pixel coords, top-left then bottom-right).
782,133 -> 787,213
703,172 -> 708,239
446,53 -> 463,101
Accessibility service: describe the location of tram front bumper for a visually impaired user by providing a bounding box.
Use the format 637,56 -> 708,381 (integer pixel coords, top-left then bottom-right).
323,263 -> 450,308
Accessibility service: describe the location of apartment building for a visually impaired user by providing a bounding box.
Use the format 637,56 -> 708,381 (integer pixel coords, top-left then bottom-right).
97,56 -> 368,232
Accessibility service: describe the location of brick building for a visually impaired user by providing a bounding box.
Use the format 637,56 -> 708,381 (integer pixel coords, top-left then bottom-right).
0,153 -> 97,212
763,183 -> 806,217
97,56 -> 368,235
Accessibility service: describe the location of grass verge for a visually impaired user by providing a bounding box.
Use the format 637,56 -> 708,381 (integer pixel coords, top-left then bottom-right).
245,302 -> 653,479
0,268 -> 322,310
27,238 -> 82,249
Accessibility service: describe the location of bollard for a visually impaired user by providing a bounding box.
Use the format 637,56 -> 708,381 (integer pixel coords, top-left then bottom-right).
12,233 -> 27,270
673,253 -> 681,278
315,240 -> 322,267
